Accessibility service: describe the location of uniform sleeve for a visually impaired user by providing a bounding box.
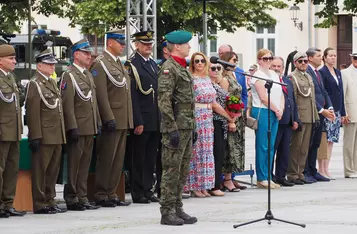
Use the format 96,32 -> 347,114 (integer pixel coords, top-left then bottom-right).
290,75 -> 300,122
158,68 -> 177,133
60,72 -> 77,132
311,81 -> 320,122
91,62 -> 114,124
25,81 -> 42,140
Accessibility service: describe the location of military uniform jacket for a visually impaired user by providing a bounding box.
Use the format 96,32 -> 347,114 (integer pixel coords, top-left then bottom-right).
0,71 -> 23,141
126,52 -> 159,131
289,69 -> 319,123
61,65 -> 101,136
25,72 -> 66,144
158,57 -> 195,133
91,51 -> 133,130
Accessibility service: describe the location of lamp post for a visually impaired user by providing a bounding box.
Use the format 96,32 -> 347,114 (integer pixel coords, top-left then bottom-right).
289,3 -> 303,31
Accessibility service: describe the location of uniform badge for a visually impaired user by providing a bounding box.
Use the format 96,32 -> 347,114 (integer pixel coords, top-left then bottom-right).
163,70 -> 169,75
91,69 -> 98,77
61,82 -> 67,90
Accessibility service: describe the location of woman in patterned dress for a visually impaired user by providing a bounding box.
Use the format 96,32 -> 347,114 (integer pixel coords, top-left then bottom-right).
184,52 -> 216,197
218,51 -> 245,192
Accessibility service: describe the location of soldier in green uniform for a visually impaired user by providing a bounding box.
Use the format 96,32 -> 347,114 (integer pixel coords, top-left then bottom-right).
61,39 -> 101,211
90,30 -> 133,207
26,49 -> 67,214
0,44 -> 26,218
158,30 -> 197,225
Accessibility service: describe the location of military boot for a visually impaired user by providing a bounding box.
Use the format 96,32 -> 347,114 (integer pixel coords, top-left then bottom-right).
176,208 -> 198,224
160,213 -> 184,226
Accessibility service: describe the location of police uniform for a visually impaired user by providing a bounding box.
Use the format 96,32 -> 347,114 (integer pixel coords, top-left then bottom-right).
25,49 -> 67,214
61,39 -> 100,210
90,30 -> 133,207
0,45 -> 25,218
124,31 -> 160,203
158,31 -> 197,225
287,52 -> 319,183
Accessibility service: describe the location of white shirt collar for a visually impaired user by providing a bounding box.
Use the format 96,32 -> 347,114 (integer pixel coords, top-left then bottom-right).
308,64 -> 318,71
105,49 -> 118,62
137,52 -> 150,62
38,71 -> 49,80
0,68 -> 9,76
73,63 -> 86,74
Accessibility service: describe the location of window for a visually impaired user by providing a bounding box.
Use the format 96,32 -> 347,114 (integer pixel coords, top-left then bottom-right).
209,26 -> 218,54
255,26 -> 276,55
86,34 -> 105,53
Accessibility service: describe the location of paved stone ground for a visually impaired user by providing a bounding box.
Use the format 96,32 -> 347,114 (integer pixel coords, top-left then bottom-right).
2,128 -> 357,234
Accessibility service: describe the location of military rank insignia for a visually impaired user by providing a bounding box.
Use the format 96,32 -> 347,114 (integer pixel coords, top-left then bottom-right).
61,82 -> 67,90
91,69 -> 98,77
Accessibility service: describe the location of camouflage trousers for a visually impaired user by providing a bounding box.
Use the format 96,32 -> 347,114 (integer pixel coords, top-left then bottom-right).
159,130 -> 192,215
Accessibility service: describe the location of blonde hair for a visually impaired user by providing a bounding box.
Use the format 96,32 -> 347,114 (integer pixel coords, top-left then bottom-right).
189,52 -> 209,76
257,48 -> 273,60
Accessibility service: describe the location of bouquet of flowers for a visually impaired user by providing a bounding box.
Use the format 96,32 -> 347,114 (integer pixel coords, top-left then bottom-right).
226,95 -> 244,117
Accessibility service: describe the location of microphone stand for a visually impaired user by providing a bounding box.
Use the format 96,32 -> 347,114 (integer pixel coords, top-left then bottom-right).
230,68 -> 306,229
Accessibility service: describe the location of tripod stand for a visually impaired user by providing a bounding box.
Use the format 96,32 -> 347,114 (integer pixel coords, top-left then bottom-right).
232,76 -> 306,229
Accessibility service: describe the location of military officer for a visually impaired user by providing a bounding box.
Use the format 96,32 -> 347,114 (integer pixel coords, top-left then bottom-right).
125,31 -> 160,204
61,39 -> 101,211
25,49 -> 67,214
90,30 -> 133,207
287,52 -> 320,185
158,30 -> 197,226
0,44 -> 26,218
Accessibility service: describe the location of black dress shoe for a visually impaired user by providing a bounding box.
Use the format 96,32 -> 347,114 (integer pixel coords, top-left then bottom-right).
34,206 -> 57,214
50,205 -> 67,213
67,203 -> 85,211
110,198 -> 131,206
96,200 -> 116,207
5,208 -> 26,216
82,202 -> 100,210
0,209 -> 10,218
275,178 -> 294,187
300,178 -> 313,184
146,195 -> 160,202
133,197 -> 150,204
289,179 -> 304,185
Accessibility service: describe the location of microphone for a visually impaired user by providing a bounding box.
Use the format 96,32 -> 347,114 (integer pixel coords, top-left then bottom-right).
209,56 -> 236,68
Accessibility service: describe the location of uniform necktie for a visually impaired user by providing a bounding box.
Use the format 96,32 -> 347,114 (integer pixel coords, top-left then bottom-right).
280,77 -> 288,94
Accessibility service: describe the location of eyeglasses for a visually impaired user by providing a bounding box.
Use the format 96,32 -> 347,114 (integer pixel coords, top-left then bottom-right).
194,59 -> 206,64
297,59 -> 308,64
210,66 -> 222,72
260,57 -> 274,62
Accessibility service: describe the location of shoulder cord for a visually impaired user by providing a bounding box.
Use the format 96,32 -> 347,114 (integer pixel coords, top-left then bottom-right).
68,73 -> 92,102
28,80 -> 60,109
99,60 -> 128,89
0,87 -> 18,111
129,63 -> 155,103
290,74 -> 312,97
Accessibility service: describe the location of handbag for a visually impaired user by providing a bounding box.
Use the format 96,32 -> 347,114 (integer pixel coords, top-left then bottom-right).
246,106 -> 261,130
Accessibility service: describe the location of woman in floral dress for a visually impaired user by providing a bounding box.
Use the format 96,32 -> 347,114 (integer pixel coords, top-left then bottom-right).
218,51 -> 245,192
184,52 -> 216,197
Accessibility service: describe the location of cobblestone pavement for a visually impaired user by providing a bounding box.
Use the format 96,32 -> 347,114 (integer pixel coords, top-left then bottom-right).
2,128 -> 357,234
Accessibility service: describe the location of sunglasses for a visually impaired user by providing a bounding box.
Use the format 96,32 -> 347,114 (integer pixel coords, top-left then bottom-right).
353,56 -> 357,61
260,57 -> 274,62
210,66 -> 222,72
297,59 -> 308,64
194,59 -> 206,64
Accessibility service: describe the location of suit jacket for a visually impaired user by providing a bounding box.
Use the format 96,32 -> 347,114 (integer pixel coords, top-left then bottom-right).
91,51 -> 134,130
342,64 -> 357,122
319,65 -> 346,116
0,72 -> 23,141
234,67 -> 247,108
25,72 -> 66,144
307,65 -> 333,112
289,69 -> 319,123
279,76 -> 299,125
126,52 -> 159,132
61,65 -> 100,136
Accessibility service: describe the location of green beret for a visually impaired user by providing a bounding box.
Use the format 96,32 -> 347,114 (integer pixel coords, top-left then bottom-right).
0,44 -> 15,57
165,30 -> 192,45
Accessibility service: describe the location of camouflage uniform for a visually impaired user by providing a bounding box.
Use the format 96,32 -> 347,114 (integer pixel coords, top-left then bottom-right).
158,57 -> 195,215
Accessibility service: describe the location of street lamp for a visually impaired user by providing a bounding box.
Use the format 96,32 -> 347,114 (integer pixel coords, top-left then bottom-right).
289,3 -> 303,31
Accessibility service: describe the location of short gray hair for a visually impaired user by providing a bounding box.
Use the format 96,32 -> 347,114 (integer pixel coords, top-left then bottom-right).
166,42 -> 175,52
306,47 -> 321,57
274,56 -> 284,66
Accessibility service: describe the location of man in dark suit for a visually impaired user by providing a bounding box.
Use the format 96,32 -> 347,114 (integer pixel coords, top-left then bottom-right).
271,57 -> 299,187
305,48 -> 334,182
125,31 -> 160,204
